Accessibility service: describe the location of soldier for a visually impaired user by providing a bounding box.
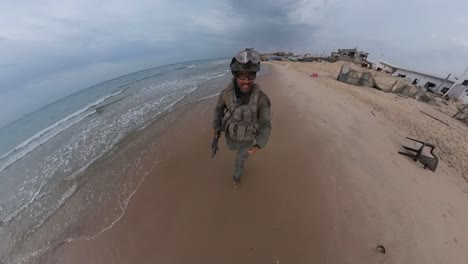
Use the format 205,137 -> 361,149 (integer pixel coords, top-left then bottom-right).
213,49 -> 272,189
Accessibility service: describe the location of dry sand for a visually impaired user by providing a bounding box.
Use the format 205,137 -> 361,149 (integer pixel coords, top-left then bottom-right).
44,63 -> 468,263
275,60 -> 468,181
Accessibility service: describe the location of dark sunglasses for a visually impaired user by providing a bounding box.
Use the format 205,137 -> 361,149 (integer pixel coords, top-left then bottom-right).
236,72 -> 256,80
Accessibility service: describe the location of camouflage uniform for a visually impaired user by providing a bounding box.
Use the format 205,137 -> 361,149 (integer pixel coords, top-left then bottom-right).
213,80 -> 272,181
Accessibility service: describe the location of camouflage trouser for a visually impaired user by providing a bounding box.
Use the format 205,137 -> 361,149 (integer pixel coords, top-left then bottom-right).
226,137 -> 254,181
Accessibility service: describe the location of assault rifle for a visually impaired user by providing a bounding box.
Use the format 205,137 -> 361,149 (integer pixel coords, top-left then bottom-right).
211,129 -> 221,158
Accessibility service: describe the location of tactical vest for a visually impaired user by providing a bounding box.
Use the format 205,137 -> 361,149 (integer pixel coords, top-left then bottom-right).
222,84 -> 261,141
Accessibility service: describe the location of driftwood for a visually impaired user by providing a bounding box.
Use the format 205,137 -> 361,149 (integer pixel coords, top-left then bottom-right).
420,111 -> 450,127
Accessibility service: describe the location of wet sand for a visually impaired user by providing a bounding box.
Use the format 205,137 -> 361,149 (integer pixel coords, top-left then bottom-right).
44,63 -> 468,263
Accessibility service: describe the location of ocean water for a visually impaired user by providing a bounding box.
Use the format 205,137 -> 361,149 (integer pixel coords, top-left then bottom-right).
0,59 -> 239,263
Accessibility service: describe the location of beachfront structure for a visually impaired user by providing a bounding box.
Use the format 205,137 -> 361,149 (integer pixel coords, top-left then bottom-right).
330,48 -> 369,64
388,64 -> 468,103
445,67 -> 468,104
373,61 -> 398,74
392,67 -> 456,94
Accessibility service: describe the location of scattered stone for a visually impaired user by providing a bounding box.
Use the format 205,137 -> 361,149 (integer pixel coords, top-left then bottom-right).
376,245 -> 386,254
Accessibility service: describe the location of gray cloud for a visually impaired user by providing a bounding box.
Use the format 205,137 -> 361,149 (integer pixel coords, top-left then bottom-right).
0,64 -> 16,68
0,0 -> 467,127
317,0 -> 468,76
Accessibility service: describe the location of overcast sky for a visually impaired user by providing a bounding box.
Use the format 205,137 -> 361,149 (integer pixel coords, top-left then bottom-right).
1,0 -> 468,127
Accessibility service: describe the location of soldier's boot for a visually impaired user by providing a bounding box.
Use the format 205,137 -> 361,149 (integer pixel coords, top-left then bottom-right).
233,147 -> 249,189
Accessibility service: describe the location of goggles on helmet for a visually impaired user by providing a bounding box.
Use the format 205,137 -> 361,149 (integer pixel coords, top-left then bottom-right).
234,48 -> 261,64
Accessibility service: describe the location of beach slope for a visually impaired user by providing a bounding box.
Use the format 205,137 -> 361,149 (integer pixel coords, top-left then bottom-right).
45,63 -> 468,264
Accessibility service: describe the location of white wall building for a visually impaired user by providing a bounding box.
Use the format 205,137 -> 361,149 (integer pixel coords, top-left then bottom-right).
375,61 -> 468,104
371,61 -> 397,73
392,67 -> 456,94
445,67 -> 468,104
372,61 -> 468,104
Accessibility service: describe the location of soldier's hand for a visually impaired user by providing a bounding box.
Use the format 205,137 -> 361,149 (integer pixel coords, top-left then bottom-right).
248,146 -> 260,155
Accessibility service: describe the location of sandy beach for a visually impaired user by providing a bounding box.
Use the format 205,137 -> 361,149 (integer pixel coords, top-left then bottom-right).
43,62 -> 468,264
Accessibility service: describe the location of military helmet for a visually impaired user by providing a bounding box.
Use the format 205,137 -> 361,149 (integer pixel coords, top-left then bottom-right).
230,48 -> 261,74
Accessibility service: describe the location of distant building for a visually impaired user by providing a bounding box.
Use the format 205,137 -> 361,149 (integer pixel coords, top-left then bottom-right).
445,67 -> 468,104
382,63 -> 468,103
391,67 -> 456,94
330,48 -> 369,64
373,61 -> 398,74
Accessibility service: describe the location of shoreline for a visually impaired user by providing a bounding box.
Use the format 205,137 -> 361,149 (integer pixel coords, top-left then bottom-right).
2,60 -> 236,264
6,90 -> 224,264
